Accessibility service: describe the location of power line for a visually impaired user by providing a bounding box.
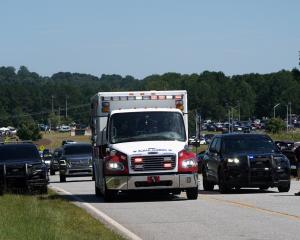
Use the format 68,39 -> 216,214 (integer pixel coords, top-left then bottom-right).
0,103 -> 90,120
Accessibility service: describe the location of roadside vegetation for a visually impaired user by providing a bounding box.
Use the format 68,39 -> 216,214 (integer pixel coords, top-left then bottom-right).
0,191 -> 124,240
1,66 -> 300,136
36,132 -> 90,150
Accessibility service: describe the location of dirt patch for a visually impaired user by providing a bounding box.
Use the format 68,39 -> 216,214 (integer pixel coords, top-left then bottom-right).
34,138 -> 52,147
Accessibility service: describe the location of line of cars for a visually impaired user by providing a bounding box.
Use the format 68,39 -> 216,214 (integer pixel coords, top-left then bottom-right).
0,126 -> 17,137
38,124 -> 72,132
49,142 -> 93,182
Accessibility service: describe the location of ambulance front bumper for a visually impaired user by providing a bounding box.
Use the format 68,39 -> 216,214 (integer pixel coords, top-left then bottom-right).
105,173 -> 198,190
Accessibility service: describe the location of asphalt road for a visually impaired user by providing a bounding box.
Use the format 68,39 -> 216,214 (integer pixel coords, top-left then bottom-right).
50,175 -> 300,240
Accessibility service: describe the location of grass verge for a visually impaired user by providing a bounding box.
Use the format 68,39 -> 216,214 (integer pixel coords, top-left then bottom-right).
0,190 -> 124,240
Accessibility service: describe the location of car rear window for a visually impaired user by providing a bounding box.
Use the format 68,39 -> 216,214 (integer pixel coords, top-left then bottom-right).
64,145 -> 92,155
0,145 -> 41,161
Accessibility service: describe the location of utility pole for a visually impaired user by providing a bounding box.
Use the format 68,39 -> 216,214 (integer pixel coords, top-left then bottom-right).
286,104 -> 289,132
228,108 -> 231,133
273,103 -> 280,118
238,101 -> 241,122
51,95 -> 55,113
65,95 -> 69,119
299,50 -> 300,69
195,110 -> 198,138
58,106 -> 61,124
289,102 -> 292,126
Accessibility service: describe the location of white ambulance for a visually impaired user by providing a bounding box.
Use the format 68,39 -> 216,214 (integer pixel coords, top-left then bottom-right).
90,90 -> 198,201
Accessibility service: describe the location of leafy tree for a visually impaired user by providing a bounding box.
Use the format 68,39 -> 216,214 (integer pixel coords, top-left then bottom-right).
48,113 -> 61,128
17,118 -> 41,141
265,118 -> 285,134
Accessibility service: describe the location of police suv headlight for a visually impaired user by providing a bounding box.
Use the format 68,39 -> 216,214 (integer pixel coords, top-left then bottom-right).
227,158 -> 240,165
274,156 -> 289,168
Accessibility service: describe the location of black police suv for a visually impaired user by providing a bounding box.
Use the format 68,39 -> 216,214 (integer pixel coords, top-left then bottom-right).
0,142 -> 48,195
202,134 -> 291,193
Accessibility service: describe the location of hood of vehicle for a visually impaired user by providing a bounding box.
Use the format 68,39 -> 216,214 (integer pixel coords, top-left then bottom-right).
63,154 -> 92,162
223,151 -> 284,160
111,141 -> 186,156
3,159 -> 42,165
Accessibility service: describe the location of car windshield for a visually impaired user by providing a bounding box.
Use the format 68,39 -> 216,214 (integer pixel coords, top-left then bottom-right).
64,145 -> 92,155
222,135 -> 276,154
109,111 -> 186,144
0,145 -> 40,161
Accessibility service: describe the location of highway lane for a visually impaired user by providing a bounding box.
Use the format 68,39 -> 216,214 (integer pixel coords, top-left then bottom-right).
50,175 -> 300,240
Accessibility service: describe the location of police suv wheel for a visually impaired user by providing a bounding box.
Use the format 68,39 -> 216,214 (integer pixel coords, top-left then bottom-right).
60,174 -> 66,182
218,169 -> 231,194
95,185 -> 102,197
202,168 -> 214,191
278,182 -> 290,193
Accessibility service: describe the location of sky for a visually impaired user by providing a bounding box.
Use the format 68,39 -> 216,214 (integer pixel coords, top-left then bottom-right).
0,0 -> 299,79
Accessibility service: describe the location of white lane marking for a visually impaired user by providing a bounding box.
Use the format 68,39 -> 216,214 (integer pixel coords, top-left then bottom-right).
50,185 -> 143,240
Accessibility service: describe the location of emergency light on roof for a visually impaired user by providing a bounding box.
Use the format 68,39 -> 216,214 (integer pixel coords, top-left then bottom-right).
102,102 -> 110,112
176,100 -> 184,111
103,96 -> 111,101
143,96 -> 151,100
100,93 -> 185,112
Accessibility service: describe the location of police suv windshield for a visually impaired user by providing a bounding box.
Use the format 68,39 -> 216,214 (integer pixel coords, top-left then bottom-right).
109,111 -> 186,144
222,135 -> 277,154
0,145 -> 40,162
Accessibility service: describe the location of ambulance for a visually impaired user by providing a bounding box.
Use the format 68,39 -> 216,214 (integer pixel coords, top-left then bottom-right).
90,90 -> 198,201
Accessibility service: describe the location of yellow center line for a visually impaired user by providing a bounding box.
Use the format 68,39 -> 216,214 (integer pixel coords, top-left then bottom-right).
199,195 -> 300,221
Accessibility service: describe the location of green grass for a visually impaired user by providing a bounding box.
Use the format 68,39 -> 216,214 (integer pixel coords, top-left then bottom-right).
267,131 -> 300,142
0,191 -> 124,240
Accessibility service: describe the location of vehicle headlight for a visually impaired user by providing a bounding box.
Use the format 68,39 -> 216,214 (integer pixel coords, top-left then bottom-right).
273,156 -> 289,168
227,158 -> 240,164
181,159 -> 197,168
88,158 -> 93,166
106,161 -> 124,171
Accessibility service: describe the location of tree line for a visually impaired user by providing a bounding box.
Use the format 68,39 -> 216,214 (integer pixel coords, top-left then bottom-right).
0,66 -> 300,135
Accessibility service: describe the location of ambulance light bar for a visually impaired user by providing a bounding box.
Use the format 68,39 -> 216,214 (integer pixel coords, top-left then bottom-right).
101,95 -> 182,101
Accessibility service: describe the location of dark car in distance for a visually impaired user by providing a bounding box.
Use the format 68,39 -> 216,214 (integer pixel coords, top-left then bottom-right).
202,134 -> 290,193
59,143 -> 93,182
0,142 -> 48,194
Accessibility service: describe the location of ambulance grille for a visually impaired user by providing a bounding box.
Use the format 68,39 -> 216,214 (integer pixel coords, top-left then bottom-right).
131,155 -> 176,171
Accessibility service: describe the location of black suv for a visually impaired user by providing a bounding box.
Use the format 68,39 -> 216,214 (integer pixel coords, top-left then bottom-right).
59,143 -> 92,182
0,142 -> 48,195
202,134 -> 290,193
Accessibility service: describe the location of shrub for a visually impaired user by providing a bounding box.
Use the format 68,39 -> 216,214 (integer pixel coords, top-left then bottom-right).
266,118 -> 285,134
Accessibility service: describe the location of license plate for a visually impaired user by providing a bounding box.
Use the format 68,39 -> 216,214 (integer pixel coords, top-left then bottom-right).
291,165 -> 296,170
147,176 -> 160,183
